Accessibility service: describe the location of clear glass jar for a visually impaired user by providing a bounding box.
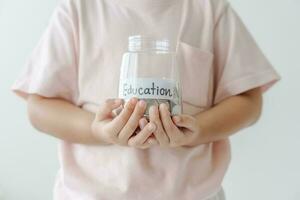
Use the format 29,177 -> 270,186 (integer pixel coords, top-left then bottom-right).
118,35 -> 182,118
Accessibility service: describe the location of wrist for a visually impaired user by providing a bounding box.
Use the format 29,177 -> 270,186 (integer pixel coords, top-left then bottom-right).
185,119 -> 210,147
187,127 -> 204,147
90,120 -> 111,145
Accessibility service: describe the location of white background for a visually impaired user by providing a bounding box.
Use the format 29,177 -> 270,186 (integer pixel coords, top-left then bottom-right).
0,0 -> 299,199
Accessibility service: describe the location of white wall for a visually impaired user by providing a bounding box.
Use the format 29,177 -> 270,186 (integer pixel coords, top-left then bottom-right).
0,0 -> 299,199
222,1 -> 300,200
0,1 -> 59,200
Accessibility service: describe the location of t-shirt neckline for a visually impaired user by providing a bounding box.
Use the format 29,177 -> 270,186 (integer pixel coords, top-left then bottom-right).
110,0 -> 181,10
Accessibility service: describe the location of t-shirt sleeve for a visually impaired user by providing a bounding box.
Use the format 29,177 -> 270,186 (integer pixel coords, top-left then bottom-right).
10,0 -> 79,104
213,2 -> 281,104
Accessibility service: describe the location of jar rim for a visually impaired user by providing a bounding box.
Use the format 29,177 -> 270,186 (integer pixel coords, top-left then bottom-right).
128,35 -> 172,52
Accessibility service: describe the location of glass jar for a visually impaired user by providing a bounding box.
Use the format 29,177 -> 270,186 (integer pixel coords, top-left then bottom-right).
118,35 -> 182,118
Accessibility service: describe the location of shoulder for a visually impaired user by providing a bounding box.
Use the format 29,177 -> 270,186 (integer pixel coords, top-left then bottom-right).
192,0 -> 230,23
57,0 -> 104,11
55,0 -> 106,18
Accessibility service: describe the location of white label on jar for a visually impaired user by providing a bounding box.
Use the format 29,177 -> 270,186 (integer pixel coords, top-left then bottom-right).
119,78 -> 179,100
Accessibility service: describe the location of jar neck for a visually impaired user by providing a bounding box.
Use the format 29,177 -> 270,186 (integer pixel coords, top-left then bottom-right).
128,35 -> 172,53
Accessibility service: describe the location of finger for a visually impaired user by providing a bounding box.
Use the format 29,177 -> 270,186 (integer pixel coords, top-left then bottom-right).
137,119 -> 153,142
139,137 -> 159,149
128,122 -> 156,147
149,105 -> 169,146
172,115 -> 196,131
118,100 -> 147,142
137,142 -> 152,150
159,103 -> 181,138
112,106 -> 124,118
145,137 -> 158,146
107,98 -> 138,134
96,98 -> 123,121
139,117 -> 148,129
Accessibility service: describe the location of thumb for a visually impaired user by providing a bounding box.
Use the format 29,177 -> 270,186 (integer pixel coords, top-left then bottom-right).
96,99 -> 123,121
139,117 -> 148,129
172,115 -> 196,130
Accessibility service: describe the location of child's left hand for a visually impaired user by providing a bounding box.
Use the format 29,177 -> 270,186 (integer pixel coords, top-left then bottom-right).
148,103 -> 202,148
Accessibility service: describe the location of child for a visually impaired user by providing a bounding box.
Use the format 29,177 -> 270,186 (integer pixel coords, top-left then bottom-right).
11,0 -> 280,199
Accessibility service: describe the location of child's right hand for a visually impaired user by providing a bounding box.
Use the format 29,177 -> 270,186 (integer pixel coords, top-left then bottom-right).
91,97 -> 158,149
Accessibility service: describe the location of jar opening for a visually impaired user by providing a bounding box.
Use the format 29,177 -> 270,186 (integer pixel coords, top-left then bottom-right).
128,35 -> 172,52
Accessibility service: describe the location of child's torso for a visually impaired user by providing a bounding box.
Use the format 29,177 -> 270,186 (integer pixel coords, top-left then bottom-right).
54,1 -> 230,199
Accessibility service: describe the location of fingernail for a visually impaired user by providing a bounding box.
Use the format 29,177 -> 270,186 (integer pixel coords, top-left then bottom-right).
173,116 -> 181,123
148,123 -> 156,131
138,100 -> 146,108
160,103 -> 170,113
150,105 -> 158,114
130,97 -> 138,104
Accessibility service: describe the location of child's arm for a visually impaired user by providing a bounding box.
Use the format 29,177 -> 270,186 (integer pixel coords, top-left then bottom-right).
149,87 -> 262,147
27,94 -> 103,145
192,87 -> 262,145
27,94 -> 157,147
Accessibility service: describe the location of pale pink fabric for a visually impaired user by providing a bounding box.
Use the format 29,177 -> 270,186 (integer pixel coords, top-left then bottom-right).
11,0 -> 280,199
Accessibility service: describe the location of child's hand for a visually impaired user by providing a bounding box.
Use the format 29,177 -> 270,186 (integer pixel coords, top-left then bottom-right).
148,103 -> 201,148
91,98 -> 158,149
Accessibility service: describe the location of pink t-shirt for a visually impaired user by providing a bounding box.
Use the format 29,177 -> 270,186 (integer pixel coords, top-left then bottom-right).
11,0 -> 280,199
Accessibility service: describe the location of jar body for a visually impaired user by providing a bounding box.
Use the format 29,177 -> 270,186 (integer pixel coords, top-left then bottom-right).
118,35 -> 182,117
